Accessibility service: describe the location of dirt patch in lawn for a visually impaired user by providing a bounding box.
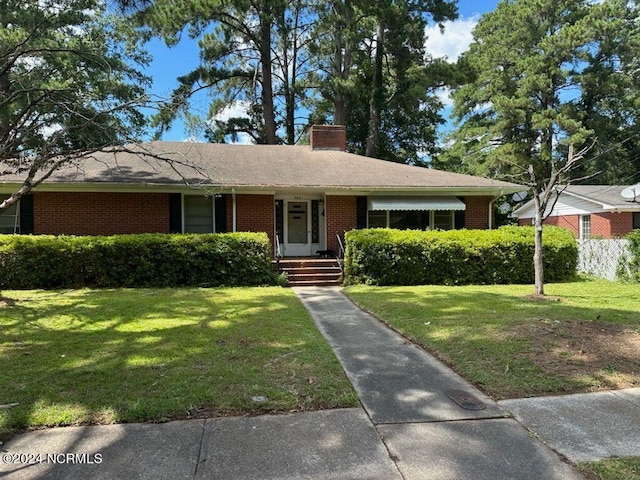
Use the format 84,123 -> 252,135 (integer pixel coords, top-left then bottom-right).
516,319 -> 640,393
0,296 -> 16,308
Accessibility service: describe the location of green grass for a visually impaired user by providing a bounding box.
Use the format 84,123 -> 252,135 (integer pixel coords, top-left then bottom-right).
0,287 -> 358,440
580,457 -> 640,480
344,280 -> 640,399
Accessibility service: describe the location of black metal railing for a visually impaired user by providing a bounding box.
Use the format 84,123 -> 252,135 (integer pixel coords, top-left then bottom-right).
275,233 -> 282,261
336,233 -> 345,272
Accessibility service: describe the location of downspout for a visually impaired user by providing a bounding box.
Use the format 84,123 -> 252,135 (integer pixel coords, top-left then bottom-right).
232,188 -> 237,232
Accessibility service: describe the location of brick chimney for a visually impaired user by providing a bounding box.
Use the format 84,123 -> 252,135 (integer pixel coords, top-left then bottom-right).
309,125 -> 346,151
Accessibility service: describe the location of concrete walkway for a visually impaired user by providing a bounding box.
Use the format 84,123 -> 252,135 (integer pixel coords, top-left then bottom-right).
294,286 -> 584,480
2,286 -> 638,479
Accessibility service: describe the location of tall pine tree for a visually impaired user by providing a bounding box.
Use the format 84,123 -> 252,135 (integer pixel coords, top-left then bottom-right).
445,0 -> 640,294
311,0 -> 457,164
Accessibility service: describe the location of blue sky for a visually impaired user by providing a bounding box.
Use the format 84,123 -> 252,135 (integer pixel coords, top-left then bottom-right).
144,0 -> 501,141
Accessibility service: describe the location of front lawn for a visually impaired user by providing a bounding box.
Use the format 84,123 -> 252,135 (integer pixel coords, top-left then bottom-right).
0,287 -> 358,440
344,280 -> 640,399
580,457 -> 640,480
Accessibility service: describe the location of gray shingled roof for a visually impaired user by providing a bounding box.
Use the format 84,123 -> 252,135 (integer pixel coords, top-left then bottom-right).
512,184 -> 640,218
563,185 -> 640,208
1,141 -> 522,193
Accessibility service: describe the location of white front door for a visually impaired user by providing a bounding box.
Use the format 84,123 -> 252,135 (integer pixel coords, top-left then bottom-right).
285,200 -> 312,256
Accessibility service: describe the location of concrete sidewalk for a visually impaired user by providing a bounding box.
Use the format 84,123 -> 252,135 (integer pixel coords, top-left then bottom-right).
0,409 -> 401,480
2,286 -> 638,479
500,388 -> 640,463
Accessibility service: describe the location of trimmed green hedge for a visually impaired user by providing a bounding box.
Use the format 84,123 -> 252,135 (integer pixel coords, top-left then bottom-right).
344,226 -> 577,286
0,233 -> 280,289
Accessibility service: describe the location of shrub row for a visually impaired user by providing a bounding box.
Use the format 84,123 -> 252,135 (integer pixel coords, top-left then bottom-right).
618,230 -> 640,283
0,233 -> 280,289
344,226 -> 577,286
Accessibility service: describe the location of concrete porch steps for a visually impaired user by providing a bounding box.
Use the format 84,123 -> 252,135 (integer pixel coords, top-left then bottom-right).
274,258 -> 343,287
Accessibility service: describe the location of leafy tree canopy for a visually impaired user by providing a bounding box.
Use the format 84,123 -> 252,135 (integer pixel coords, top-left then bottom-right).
0,0 -> 151,211
131,0 -> 458,163
310,0 -> 458,164
439,0 -> 640,186
441,0 -> 640,294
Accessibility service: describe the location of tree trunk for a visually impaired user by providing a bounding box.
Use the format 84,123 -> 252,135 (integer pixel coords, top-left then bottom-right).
332,0 -> 352,127
334,97 -> 346,126
0,68 -> 11,149
365,21 -> 384,157
533,194 -> 545,296
280,5 -> 297,145
259,8 -> 278,144
332,27 -> 346,125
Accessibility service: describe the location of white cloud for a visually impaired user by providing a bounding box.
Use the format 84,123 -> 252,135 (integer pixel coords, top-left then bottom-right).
41,123 -> 63,139
425,17 -> 478,63
213,101 -> 251,123
229,133 -> 254,145
208,101 -> 254,145
426,17 -> 478,109
436,86 -> 454,107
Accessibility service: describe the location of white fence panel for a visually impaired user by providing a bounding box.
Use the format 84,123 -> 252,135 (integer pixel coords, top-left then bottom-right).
577,239 -> 631,281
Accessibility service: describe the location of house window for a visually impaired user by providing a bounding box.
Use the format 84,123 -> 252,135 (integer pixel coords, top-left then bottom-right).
184,195 -> 214,233
433,211 -> 454,230
580,215 -> 591,240
0,196 -> 19,234
368,211 -> 387,228
390,211 -> 430,230
367,210 -> 455,230
633,212 -> 640,230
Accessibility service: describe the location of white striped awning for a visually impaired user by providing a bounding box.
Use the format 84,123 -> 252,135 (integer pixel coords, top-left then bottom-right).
368,196 -> 466,211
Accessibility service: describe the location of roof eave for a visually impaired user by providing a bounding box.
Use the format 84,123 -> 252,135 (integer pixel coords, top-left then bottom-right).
2,181 -> 523,195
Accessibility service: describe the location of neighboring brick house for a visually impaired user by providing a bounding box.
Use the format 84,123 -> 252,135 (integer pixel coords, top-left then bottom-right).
513,185 -> 640,239
0,125 -> 522,257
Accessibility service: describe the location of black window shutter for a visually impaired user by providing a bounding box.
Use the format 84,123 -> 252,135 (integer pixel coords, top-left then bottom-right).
454,210 -> 465,229
169,194 -> 182,233
215,195 -> 227,233
356,196 -> 368,229
19,194 -> 34,234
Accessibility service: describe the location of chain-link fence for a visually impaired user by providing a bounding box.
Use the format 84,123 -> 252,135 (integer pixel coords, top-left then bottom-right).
577,239 -> 631,280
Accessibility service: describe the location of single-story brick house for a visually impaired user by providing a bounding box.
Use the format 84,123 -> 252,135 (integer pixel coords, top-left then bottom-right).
1,125 -> 522,257
513,185 -> 640,239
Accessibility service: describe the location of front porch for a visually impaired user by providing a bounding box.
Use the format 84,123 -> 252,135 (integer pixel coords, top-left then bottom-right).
274,257 -> 343,287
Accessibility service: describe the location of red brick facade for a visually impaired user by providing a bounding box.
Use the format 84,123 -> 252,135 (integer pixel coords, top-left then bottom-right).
26,191 -> 500,255
537,214 -> 580,235
325,195 -> 358,253
33,192 -> 170,235
464,196 -> 492,229
600,212 -> 633,238
234,194 -> 275,247
519,212 -> 634,238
